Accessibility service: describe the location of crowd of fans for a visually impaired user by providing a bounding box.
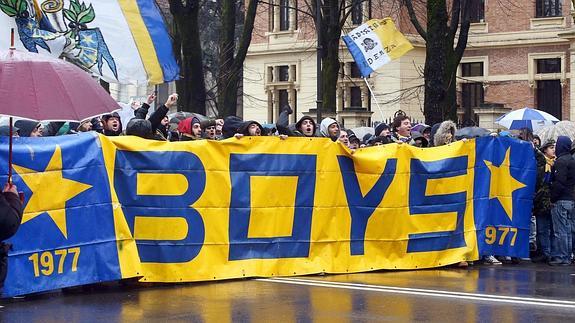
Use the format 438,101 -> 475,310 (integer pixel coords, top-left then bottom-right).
1,92 -> 574,269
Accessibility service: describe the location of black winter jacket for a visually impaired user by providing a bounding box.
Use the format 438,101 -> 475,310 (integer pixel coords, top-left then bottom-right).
0,192 -> 23,241
551,137 -> 575,202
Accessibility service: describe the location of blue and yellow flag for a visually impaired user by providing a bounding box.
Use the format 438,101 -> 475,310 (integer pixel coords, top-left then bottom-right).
343,18 -> 414,77
0,0 -> 178,84
0,134 -> 535,297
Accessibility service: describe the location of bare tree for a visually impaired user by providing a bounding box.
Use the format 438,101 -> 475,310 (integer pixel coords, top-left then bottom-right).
217,0 -> 259,117
404,0 -> 471,125
292,0 -> 370,114
169,0 -> 207,114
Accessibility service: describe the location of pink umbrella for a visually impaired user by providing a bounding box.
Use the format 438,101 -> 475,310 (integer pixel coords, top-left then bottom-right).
0,29 -> 119,183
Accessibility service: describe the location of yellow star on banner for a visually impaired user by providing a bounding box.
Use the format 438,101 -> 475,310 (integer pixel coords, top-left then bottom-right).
484,148 -> 526,221
12,145 -> 92,239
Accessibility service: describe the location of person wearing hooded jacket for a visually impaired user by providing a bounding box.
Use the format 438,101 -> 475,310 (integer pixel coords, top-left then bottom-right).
14,120 -> 43,137
548,136 -> 575,266
433,120 -> 457,147
237,120 -> 264,137
101,112 -> 123,136
133,93 -> 178,141
178,117 -> 202,141
291,116 -> 317,137
532,140 -> 555,263
320,118 -> 339,142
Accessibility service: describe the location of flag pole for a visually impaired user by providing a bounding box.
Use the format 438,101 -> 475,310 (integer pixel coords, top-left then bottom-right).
8,28 -> 15,185
362,77 -> 385,121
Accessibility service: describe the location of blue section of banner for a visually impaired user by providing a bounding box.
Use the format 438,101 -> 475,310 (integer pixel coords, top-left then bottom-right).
228,154 -> 316,260
474,136 -> 536,258
136,0 -> 180,82
342,35 -> 373,77
408,157 -> 468,252
0,133 -> 119,297
114,150 -> 206,263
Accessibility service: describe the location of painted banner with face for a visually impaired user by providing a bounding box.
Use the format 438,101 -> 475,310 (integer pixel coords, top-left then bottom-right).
0,133 -> 536,296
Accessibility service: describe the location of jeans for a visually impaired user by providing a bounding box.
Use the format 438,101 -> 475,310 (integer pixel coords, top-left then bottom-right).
530,215 -> 537,246
550,200 -> 575,263
536,214 -> 552,257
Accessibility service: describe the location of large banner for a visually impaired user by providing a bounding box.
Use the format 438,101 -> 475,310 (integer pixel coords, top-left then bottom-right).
0,134 -> 536,296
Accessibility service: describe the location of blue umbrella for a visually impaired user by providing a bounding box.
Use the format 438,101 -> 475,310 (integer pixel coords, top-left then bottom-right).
496,107 -> 559,132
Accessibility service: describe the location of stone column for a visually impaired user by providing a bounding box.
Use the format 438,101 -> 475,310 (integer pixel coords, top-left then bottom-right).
273,0 -> 280,32
337,87 -> 344,113
289,0 -> 297,30
289,64 -> 296,82
361,86 -> 369,109
267,90 -> 274,124
558,31 -> 575,120
288,88 -> 295,123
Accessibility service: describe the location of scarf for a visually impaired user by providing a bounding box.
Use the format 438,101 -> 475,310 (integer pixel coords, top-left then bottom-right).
544,155 -> 555,173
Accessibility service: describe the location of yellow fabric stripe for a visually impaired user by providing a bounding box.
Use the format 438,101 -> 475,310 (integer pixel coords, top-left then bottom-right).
117,0 -> 164,84
369,18 -> 414,60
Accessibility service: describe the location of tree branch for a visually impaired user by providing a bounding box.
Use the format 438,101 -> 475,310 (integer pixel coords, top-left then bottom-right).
448,0 -> 461,39
403,0 -> 427,41
168,0 -> 183,14
232,0 -> 258,71
454,0 -> 470,62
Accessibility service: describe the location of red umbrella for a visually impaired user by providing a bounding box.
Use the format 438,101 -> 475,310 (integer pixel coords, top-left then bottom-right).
1,29 -> 120,183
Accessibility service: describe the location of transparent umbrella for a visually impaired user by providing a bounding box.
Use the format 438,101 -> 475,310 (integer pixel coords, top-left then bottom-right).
350,127 -> 374,139
536,121 -> 575,143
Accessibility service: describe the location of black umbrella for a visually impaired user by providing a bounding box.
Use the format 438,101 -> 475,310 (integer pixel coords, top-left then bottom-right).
455,126 -> 490,139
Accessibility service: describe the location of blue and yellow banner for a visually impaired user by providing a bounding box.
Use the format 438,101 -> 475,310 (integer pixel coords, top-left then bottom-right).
0,134 -> 536,297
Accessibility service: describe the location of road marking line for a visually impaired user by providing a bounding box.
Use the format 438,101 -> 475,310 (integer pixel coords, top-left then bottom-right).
256,277 -> 575,309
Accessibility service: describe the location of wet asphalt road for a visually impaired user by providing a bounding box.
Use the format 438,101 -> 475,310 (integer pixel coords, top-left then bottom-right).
2,262 -> 575,322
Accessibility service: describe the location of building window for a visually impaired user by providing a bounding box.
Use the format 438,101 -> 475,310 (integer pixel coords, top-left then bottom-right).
279,89 -> 289,110
269,0 -> 296,33
278,65 -> 290,82
280,0 -> 290,31
350,87 -> 362,107
469,0 -> 485,23
462,62 -> 483,77
338,62 -> 370,114
350,62 -> 362,78
536,0 -> 562,18
461,62 -> 484,123
349,0 -> 370,25
266,64 -> 298,123
535,58 -> 562,119
537,58 -> 561,74
537,81 -> 562,119
351,0 -> 363,25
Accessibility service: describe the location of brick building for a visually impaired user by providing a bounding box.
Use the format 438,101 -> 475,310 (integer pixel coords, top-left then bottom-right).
243,0 -> 574,128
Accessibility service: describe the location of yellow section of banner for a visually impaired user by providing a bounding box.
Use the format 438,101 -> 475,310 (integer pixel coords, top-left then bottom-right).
100,136 -> 478,282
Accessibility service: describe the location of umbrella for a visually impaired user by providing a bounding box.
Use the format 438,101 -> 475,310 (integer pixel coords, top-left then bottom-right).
455,126 -> 490,139
0,33 -> 119,183
536,121 -> 575,143
496,107 -> 559,132
350,126 -> 374,140
411,123 -> 431,133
